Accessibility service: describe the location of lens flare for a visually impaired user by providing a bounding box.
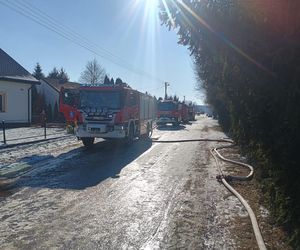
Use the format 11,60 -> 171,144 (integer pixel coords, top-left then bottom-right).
122,0 -> 161,89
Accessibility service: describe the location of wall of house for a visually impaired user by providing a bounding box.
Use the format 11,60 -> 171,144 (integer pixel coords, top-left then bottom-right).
37,80 -> 59,111
0,80 -> 31,123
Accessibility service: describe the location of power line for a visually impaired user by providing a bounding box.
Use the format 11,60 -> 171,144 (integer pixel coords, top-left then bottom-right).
0,0 -> 165,83
0,0 -> 109,59
9,0 -> 152,78
17,0 -> 135,68
148,85 -> 164,93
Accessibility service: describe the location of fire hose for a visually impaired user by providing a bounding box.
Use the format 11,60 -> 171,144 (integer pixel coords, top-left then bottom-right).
152,137 -> 267,250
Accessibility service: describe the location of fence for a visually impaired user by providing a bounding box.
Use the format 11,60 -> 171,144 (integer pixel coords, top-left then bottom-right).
1,120 -> 68,146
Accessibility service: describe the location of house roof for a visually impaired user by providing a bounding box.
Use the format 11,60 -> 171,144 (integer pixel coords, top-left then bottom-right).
42,78 -> 81,92
0,48 -> 40,85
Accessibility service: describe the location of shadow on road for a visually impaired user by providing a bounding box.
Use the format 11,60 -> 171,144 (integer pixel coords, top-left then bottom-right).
8,139 -> 153,191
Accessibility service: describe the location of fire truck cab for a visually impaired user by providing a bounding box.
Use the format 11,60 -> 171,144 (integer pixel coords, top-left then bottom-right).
59,87 -> 80,129
157,100 -> 182,127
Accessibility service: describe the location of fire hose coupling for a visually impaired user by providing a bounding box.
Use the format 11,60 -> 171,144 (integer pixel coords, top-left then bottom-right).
216,174 -> 233,182
216,174 -> 224,182
224,175 -> 233,182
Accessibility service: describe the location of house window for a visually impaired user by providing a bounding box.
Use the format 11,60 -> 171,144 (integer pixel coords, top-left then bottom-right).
0,92 -> 6,112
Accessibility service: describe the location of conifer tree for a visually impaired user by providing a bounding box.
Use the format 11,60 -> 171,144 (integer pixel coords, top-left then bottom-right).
32,63 -> 45,80
47,67 -> 59,79
103,75 -> 110,84
46,104 -> 52,122
115,78 -> 123,85
53,102 -> 59,121
58,67 -> 69,83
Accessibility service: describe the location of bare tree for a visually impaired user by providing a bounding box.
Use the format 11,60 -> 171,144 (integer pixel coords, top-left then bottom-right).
79,59 -> 106,84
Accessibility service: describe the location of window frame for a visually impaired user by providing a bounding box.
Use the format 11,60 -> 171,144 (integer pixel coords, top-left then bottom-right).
0,92 -> 6,112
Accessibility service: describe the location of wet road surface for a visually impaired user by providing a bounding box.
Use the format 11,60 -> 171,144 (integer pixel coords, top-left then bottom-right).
0,117 -> 243,249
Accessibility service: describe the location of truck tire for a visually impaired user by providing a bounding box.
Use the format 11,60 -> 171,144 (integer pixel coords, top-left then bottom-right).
147,122 -> 152,137
172,122 -> 179,127
126,124 -> 134,144
82,137 -> 95,148
141,122 -> 151,139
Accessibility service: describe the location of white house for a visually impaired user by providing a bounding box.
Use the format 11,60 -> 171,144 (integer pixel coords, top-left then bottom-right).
0,48 -> 40,125
37,78 -> 80,112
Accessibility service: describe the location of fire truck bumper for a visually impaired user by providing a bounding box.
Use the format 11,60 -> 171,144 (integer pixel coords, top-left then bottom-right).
75,124 -> 126,139
157,117 -> 178,124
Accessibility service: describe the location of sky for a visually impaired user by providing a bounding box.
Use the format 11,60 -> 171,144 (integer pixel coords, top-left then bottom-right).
0,0 -> 205,104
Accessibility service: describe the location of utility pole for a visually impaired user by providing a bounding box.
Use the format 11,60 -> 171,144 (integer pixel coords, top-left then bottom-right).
164,82 -> 169,99
183,95 -> 185,102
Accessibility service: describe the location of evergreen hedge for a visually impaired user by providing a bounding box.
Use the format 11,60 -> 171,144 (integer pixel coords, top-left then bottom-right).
159,0 -> 300,246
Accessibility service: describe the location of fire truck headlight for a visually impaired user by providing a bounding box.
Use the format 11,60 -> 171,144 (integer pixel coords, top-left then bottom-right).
108,114 -> 113,118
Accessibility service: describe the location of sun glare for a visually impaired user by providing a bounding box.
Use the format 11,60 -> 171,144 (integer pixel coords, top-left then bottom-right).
140,0 -> 158,8
116,0 -> 162,90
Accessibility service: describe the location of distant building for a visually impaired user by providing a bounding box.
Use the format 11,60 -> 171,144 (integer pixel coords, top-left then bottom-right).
196,105 -> 213,116
0,48 -> 40,125
37,78 -> 81,112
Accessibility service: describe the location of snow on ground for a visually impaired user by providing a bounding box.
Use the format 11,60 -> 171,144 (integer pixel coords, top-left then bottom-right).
0,126 -> 82,179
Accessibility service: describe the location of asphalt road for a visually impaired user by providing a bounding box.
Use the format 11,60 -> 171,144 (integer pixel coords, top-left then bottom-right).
0,117 -> 242,249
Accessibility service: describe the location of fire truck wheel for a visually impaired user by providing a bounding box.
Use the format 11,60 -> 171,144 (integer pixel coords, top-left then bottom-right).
147,123 -> 152,137
82,137 -> 95,148
141,123 -> 151,139
126,124 -> 134,144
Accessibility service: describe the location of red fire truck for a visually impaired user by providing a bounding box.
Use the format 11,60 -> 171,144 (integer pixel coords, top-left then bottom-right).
188,104 -> 196,121
157,100 -> 182,127
59,84 -> 157,147
181,103 -> 189,124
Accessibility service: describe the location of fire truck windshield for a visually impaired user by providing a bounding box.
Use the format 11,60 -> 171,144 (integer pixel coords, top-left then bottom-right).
158,102 -> 177,111
80,91 -> 121,110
